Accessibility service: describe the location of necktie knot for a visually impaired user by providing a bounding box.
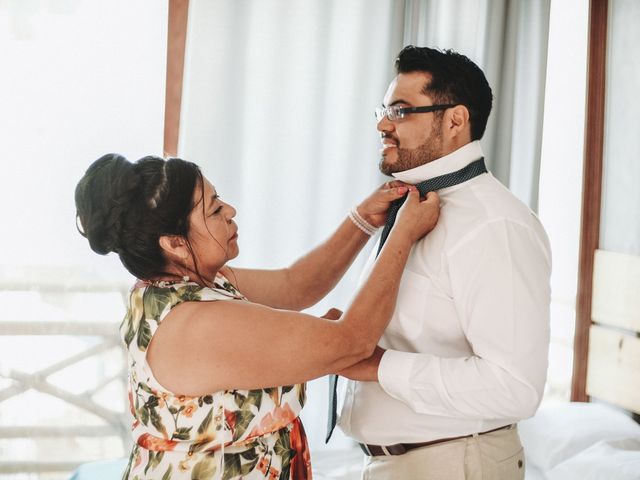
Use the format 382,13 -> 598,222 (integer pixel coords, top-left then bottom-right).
375,158 -> 487,256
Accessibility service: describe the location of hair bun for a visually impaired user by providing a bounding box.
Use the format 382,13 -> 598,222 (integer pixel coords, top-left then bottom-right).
75,153 -> 141,255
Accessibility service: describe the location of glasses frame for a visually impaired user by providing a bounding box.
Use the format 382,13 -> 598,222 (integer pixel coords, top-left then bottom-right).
375,104 -> 458,122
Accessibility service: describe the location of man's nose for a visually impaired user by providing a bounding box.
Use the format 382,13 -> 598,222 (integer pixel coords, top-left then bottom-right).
376,115 -> 395,133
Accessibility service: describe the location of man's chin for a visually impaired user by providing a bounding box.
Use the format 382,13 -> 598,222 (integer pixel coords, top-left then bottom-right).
379,156 -> 399,176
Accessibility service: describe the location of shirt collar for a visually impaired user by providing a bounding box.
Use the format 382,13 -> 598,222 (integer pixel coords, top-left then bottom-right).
391,140 -> 484,184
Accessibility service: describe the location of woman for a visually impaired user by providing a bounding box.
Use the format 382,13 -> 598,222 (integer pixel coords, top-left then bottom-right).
75,154 -> 439,479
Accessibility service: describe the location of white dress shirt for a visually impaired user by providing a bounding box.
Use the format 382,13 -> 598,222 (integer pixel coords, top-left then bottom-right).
338,141 -> 551,445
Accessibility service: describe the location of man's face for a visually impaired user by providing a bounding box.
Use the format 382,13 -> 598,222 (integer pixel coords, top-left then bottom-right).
377,72 -> 444,175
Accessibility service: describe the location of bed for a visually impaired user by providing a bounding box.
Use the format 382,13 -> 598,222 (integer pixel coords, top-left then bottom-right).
518,249 -> 640,479
519,402 -> 640,479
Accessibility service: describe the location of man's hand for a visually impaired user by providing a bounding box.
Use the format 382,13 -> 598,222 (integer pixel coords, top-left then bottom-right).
337,346 -> 386,382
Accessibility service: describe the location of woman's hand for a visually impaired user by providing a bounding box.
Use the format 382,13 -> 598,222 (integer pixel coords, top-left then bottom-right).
356,181 -> 412,228
321,308 -> 343,321
393,190 -> 440,243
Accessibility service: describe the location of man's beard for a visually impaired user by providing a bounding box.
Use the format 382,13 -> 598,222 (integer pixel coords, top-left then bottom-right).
379,120 -> 444,176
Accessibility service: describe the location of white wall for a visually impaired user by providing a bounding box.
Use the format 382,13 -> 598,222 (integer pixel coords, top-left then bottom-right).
0,0 -> 167,280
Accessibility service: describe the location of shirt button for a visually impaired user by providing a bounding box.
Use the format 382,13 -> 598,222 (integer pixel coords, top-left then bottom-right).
517,459 -> 523,469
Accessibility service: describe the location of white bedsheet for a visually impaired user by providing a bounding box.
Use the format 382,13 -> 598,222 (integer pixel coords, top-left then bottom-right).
546,438 -> 640,480
524,463 -> 546,480
520,402 -> 640,480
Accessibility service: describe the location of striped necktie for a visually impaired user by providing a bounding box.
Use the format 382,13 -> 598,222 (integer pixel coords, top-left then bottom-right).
325,157 -> 488,443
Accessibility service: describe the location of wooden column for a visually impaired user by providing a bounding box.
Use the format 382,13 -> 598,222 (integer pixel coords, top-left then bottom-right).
163,0 -> 190,157
571,0 -> 608,402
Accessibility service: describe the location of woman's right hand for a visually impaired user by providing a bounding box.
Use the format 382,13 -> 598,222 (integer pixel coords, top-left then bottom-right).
392,189 -> 440,243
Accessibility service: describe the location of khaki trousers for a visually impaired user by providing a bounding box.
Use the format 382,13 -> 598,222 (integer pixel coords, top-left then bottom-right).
361,425 -> 525,480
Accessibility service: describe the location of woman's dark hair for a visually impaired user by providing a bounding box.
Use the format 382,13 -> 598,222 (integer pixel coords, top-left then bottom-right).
395,45 -> 493,141
75,153 -> 203,280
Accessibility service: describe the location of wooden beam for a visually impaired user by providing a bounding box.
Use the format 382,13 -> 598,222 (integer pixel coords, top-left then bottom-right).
571,0 -> 608,402
163,0 -> 190,157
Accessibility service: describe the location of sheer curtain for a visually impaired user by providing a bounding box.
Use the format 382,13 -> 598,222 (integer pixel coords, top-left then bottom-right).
178,0 -> 550,452
601,0 -> 640,256
178,0 -> 400,450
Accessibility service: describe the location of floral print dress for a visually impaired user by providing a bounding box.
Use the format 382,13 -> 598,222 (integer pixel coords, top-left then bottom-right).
120,274 -> 311,480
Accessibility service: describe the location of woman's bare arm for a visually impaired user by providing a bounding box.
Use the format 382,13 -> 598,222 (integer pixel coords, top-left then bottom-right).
147,191 -> 439,395
221,183 -> 409,310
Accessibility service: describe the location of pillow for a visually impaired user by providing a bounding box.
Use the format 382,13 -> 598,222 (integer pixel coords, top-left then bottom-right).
546,438 -> 640,480
519,402 -> 640,471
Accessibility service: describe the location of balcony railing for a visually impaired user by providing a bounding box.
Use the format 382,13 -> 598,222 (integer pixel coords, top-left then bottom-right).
0,268 -> 133,477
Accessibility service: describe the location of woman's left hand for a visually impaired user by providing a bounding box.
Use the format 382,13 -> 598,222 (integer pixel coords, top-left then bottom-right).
321,308 -> 343,321
356,181 -> 412,228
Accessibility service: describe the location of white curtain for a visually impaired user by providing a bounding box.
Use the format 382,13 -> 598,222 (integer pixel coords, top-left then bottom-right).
601,0 -> 640,255
179,0 -> 550,452
179,0 -> 399,450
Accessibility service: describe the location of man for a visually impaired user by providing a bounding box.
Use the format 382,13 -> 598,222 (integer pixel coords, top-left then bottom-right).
332,46 -> 551,479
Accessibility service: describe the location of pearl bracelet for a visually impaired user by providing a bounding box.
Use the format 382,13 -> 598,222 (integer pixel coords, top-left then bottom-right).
348,207 -> 378,236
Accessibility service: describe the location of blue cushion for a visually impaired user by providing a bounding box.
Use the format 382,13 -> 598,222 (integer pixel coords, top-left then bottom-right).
69,458 -> 128,480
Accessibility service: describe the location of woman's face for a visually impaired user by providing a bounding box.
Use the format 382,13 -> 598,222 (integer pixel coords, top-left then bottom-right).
185,177 -> 239,280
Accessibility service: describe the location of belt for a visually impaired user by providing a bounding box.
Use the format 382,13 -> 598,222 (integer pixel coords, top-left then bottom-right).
359,424 -> 514,457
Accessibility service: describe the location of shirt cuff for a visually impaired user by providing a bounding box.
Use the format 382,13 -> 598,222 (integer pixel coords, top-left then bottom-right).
378,349 -> 421,405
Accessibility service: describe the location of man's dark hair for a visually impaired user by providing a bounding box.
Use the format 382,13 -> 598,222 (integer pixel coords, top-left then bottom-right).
395,45 -> 493,141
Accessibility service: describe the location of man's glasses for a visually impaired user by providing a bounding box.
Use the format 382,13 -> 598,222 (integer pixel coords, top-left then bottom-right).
375,104 -> 457,122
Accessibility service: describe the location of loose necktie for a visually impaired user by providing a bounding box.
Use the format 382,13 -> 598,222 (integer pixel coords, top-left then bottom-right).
377,157 -> 488,255
325,157 -> 488,443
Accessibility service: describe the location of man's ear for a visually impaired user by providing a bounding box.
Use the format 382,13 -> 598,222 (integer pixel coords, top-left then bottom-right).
159,235 -> 187,261
446,105 -> 470,139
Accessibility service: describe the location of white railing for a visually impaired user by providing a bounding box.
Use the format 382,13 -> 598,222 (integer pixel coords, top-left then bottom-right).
0,269 -> 132,476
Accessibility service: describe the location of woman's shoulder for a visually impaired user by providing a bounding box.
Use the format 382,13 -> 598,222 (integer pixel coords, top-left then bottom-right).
121,276 -> 245,350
